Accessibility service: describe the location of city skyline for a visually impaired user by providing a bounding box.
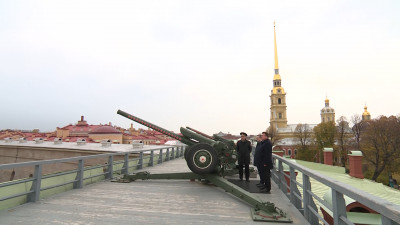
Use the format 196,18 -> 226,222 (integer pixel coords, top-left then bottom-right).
1,1 -> 400,134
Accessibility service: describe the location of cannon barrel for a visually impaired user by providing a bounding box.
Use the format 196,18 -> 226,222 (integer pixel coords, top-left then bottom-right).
117,109 -> 195,146
185,127 -> 235,149
186,127 -> 214,140
180,127 -> 216,145
213,134 -> 232,143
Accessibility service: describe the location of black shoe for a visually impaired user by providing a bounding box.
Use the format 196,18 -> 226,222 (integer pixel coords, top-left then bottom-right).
239,178 -> 243,181
260,190 -> 271,194
246,179 -> 250,182
256,183 -> 264,187
259,186 -> 268,190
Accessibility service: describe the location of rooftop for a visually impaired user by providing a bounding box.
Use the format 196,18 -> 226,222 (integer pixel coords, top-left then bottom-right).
90,125 -> 122,134
0,140 -> 176,153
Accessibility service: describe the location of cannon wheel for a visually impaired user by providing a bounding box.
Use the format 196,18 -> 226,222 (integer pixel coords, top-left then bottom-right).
184,148 -> 189,161
186,143 -> 218,174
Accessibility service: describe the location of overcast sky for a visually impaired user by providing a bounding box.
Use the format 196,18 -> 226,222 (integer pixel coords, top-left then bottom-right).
1,0 -> 399,135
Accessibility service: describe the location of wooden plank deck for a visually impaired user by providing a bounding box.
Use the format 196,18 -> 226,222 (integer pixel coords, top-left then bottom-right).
0,158 -> 309,224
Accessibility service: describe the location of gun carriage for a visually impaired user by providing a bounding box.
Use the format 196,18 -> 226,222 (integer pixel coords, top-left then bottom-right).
116,109 -> 292,223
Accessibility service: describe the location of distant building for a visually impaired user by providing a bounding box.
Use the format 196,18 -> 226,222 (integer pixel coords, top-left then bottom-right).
270,22 -> 288,130
321,97 -> 335,123
56,116 -> 101,142
0,116 -> 174,145
267,23 -> 313,158
0,129 -> 47,141
89,125 -> 123,144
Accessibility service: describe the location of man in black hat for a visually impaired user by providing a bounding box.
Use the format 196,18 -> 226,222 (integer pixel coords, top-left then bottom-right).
236,132 -> 252,181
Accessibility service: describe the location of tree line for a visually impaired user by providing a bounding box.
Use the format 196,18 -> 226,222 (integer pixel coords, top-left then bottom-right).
293,115 -> 400,182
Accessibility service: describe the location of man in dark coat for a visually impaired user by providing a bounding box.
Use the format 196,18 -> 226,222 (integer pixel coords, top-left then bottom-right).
236,132 -> 252,181
254,132 -> 273,193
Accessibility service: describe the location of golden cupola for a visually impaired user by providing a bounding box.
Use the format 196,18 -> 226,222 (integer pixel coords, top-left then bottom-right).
325,97 -> 329,107
362,105 -> 371,121
321,97 -> 335,123
272,21 -> 285,95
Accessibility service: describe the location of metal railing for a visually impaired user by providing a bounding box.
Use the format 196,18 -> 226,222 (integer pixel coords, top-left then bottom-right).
271,154 -> 400,225
0,145 -> 185,209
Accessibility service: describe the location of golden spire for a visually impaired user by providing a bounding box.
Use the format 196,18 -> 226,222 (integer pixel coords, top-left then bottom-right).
273,21 -> 281,81
274,21 -> 279,74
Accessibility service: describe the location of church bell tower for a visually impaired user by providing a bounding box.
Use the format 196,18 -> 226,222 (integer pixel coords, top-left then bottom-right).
270,22 -> 288,129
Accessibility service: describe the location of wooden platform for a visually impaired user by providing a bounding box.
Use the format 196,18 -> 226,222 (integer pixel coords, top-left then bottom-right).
0,158 -> 309,224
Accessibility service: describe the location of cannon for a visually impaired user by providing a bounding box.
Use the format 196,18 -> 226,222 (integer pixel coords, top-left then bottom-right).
117,110 -> 238,176
116,109 -> 292,223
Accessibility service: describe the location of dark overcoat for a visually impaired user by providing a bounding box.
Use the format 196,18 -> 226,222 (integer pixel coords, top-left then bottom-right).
254,139 -> 273,169
236,140 -> 252,165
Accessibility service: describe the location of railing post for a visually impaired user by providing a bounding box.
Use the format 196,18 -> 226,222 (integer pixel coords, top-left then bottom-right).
106,155 -> 113,179
175,146 -> 179,158
74,159 -> 84,189
28,164 -> 42,202
171,147 -> 175,160
278,161 -> 286,193
148,150 -> 154,167
332,189 -> 348,225
289,167 -> 302,209
271,156 -> 277,183
137,152 -> 143,169
302,174 -> 318,224
158,149 -> 163,164
180,146 -> 184,157
166,148 -> 170,161
122,153 -> 129,175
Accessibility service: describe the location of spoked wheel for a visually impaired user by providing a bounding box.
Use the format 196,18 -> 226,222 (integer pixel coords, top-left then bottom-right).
186,143 -> 218,174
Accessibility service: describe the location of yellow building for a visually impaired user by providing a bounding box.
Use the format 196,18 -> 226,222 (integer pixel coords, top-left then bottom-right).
88,126 -> 123,144
270,22 -> 288,130
320,97 -> 335,123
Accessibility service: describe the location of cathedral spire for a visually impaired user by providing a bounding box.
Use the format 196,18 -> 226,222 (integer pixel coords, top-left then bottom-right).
273,21 -> 282,85
270,21 -> 287,130
274,21 -> 279,75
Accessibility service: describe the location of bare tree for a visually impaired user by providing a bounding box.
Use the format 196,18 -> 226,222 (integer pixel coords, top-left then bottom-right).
267,125 -> 281,146
361,116 -> 400,181
350,114 -> 363,150
295,123 -> 312,149
294,123 -> 317,162
336,116 -> 351,167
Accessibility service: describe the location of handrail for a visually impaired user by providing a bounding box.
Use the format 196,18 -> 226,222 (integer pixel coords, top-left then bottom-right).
0,146 -> 183,170
0,145 -> 186,210
272,154 -> 400,225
